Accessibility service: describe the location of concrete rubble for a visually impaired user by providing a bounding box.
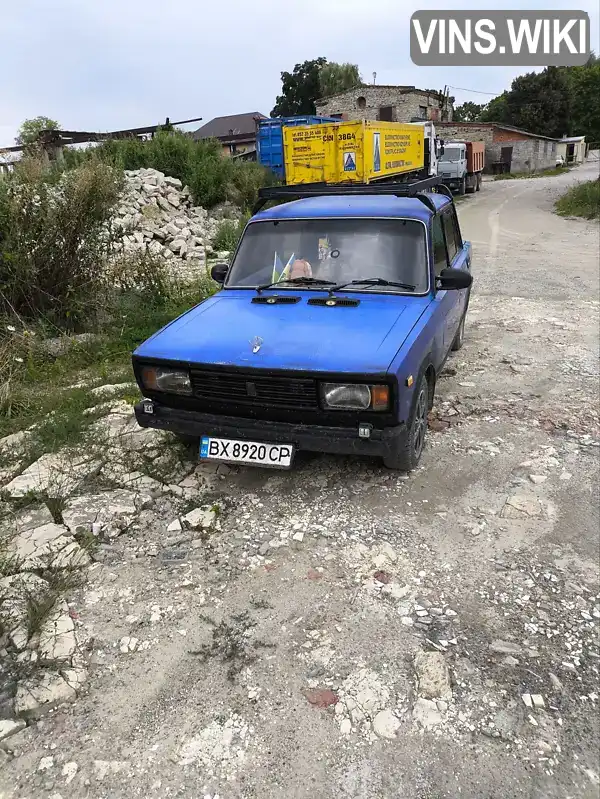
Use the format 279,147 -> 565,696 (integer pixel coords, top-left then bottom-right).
112,168 -> 237,280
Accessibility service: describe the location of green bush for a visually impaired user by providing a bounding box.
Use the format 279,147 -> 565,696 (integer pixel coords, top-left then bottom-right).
62,131 -> 276,210
0,157 -> 122,328
212,214 -> 250,253
555,179 -> 600,219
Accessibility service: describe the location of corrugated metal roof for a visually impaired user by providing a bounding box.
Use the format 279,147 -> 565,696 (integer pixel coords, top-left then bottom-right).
192,112 -> 267,141
437,122 -> 559,141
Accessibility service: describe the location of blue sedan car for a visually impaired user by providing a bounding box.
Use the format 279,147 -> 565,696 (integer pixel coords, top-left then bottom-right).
132,181 -> 472,471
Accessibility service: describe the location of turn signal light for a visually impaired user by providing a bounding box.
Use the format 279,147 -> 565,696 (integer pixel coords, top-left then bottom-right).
371,385 -> 390,410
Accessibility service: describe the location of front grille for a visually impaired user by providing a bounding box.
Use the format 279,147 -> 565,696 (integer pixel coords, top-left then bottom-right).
189,369 -> 319,409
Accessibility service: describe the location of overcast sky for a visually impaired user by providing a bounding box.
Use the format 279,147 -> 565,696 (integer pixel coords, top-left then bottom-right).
2,0 -> 599,146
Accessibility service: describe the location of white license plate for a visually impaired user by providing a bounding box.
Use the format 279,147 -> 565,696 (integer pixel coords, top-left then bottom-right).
200,436 -> 294,468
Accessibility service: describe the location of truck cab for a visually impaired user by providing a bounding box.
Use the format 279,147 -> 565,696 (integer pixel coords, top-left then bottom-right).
132,180 -> 473,472
438,140 -> 485,195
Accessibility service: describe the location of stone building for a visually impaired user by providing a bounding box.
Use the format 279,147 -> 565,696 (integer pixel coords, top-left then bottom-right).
315,85 -> 452,124
436,122 -> 559,173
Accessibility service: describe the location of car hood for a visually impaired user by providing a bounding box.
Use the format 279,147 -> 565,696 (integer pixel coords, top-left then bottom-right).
133,290 -> 431,375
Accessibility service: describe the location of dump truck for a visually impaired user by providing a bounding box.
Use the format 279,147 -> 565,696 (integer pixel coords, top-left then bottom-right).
257,115 -> 339,180
282,119 -> 439,186
438,140 -> 485,194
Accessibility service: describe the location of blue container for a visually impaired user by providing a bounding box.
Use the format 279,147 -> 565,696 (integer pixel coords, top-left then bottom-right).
257,115 -> 339,180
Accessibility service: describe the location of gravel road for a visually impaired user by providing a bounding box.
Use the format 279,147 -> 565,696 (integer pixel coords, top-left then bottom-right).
1,163 -> 599,799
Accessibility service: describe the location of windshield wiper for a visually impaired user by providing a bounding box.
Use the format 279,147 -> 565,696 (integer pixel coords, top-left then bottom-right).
256,276 -> 335,294
330,277 -> 416,293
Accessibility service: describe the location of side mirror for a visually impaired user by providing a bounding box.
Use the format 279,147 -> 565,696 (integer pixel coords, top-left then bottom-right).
210,263 -> 229,285
437,268 -> 472,291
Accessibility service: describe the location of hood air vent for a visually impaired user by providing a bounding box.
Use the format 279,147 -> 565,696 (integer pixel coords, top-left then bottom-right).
308,297 -> 360,307
252,295 -> 301,305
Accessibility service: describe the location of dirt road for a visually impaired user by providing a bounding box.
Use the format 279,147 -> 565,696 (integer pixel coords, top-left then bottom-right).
1,164 -> 599,799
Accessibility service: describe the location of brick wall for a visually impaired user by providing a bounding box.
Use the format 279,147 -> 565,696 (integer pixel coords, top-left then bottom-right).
315,86 -> 452,123
436,124 -> 557,172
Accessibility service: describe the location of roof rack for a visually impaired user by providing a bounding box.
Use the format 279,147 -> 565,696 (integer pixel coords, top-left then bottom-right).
252,176 -> 452,214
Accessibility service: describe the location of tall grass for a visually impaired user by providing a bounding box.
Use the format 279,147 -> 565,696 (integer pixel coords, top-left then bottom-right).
62,130 -> 277,210
555,179 -> 600,219
0,157 -> 122,328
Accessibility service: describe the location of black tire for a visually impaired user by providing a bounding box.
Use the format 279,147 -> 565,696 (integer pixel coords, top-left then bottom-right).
476,173 -> 482,191
383,373 -> 431,471
451,315 -> 465,351
458,176 -> 466,195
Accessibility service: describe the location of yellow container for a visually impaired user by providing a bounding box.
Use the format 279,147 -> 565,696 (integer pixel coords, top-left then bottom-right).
282,120 -> 425,185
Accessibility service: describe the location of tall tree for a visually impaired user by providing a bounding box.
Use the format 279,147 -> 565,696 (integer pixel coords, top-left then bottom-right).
567,60 -> 600,144
453,102 -> 485,122
271,58 -> 327,117
480,68 -> 570,137
271,59 -> 362,117
16,116 -> 60,146
319,62 -> 362,98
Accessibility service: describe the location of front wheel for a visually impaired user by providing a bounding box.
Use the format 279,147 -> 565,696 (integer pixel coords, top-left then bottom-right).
383,373 -> 430,472
458,176 -> 466,195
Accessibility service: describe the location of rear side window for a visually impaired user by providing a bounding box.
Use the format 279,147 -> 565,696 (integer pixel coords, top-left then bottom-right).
442,212 -> 459,262
432,215 -> 447,275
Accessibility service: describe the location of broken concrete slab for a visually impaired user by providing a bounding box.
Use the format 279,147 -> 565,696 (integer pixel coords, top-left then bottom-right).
412,698 -> 443,729
38,601 -> 77,663
61,489 -> 146,535
9,523 -> 89,570
489,640 -> 523,656
0,719 -> 26,742
373,709 -> 401,739
3,453 -> 101,499
414,650 -> 452,700
14,671 -> 77,718
182,506 -> 218,530
501,494 -> 543,518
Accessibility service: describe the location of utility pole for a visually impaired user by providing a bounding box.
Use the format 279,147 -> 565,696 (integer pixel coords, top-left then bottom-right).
373,72 -> 377,85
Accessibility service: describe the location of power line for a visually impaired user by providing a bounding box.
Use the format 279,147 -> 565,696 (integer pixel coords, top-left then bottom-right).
447,85 -> 502,96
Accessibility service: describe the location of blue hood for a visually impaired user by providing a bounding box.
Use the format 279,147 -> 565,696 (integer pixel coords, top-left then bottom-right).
134,290 -> 431,374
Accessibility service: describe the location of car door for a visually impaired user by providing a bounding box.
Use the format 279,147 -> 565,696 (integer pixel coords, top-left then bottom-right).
441,206 -> 470,344
429,212 -> 455,360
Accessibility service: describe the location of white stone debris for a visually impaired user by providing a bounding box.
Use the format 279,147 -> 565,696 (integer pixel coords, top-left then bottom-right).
335,668 -> 392,734
413,697 -> 444,729
9,522 -> 90,571
0,719 -> 26,742
3,452 -> 101,499
38,601 -> 77,663
373,709 -> 401,739
14,671 -> 78,718
414,651 -> 452,701
178,714 -> 250,777
61,762 -> 79,784
112,168 -> 233,281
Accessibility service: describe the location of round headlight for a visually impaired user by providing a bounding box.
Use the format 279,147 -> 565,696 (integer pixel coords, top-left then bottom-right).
322,383 -> 371,410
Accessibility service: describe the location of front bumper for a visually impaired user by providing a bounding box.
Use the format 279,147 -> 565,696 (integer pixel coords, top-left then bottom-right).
134,401 -> 406,460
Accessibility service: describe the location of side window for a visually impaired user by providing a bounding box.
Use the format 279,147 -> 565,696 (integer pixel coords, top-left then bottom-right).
442,211 -> 459,262
432,215 -> 448,275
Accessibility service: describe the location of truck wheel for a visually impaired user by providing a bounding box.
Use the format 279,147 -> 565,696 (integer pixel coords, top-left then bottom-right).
459,176 -> 466,195
476,173 -> 482,191
383,373 -> 430,472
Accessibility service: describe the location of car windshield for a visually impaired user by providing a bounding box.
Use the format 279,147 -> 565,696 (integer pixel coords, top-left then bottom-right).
440,147 -> 463,162
225,218 -> 428,293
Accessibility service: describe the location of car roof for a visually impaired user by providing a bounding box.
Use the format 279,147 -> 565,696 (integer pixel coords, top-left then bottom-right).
253,192 -> 452,227
252,193 -> 452,223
